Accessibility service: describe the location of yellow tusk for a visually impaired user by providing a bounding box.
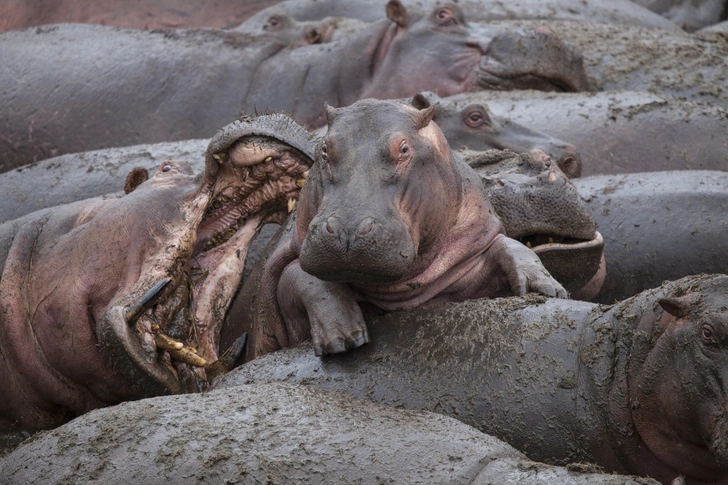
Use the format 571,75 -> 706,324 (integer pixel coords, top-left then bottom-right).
213,152 -> 228,162
296,178 -> 306,188
548,171 -> 558,182
287,198 -> 297,213
264,156 -> 273,163
154,333 -> 184,351
169,347 -> 207,367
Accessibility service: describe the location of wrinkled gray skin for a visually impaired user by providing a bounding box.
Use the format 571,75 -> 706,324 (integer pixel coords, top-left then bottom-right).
248,0 -> 678,28
218,274 -> 728,485
0,1 -> 588,172
251,99 -> 566,358
410,92 -> 583,178
631,0 -> 727,31
439,90 -> 728,176
0,382 -> 659,485
574,171 -> 728,303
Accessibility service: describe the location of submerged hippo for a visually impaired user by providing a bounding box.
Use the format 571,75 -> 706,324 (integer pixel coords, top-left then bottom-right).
0,0 -> 588,172
219,274 -> 728,485
245,98 -> 567,359
0,114 -> 315,432
0,382 -> 659,484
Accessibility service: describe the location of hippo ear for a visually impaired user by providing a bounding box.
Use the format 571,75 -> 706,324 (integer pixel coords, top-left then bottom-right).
124,167 -> 149,194
414,104 -> 436,130
386,0 -> 408,27
411,93 -> 431,110
324,102 -> 341,126
659,294 -> 698,318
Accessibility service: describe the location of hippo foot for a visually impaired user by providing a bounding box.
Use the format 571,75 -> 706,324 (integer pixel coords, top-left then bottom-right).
492,236 -> 568,298
278,262 -> 369,356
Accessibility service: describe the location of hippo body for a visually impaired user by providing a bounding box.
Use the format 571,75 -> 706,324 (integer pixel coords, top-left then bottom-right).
219,274 -> 728,484
574,171 -> 728,303
0,115 -> 315,432
631,0 -> 727,31
0,2 -> 587,172
0,382 -> 659,484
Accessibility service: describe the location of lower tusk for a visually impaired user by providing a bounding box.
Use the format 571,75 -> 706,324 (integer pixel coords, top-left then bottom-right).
296,178 -> 306,188
548,171 -> 558,182
169,346 -> 207,367
288,198 -> 297,213
125,278 -> 172,324
242,168 -> 249,182
213,152 -> 227,162
154,332 -> 184,351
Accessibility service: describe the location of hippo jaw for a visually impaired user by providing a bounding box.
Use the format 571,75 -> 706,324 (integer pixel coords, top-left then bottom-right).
97,121 -> 314,397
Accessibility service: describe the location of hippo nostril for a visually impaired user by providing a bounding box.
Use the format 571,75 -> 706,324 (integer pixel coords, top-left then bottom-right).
495,179 -> 504,188
360,223 -> 374,236
326,221 -> 334,234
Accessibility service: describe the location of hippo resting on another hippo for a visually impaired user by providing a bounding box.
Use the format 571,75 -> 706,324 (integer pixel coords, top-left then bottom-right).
241,98 -> 590,358
219,273 -> 728,485
0,114 -> 315,432
0,382 -> 659,485
0,0 -> 588,173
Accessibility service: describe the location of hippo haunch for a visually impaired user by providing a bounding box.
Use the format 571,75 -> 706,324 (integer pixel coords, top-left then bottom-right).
0,114 -> 315,432
251,98 -> 567,358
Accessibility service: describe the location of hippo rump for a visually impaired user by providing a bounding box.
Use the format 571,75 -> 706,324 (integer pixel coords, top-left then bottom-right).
412,90 -> 728,176
219,274 -> 728,484
247,0 -> 678,28
241,98 -> 589,359
0,382 -> 660,484
0,1 -> 588,173
0,114 -> 315,433
574,170 -> 728,303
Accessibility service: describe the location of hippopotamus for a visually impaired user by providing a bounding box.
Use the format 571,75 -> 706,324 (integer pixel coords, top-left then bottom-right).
0,114 -> 315,433
0,1 -> 588,173
246,0 -> 678,29
244,98 -> 568,359
0,382 -> 660,484
430,90 -> 728,176
573,170 -> 728,303
218,274 -> 728,484
409,92 -> 583,178
631,0 -> 727,31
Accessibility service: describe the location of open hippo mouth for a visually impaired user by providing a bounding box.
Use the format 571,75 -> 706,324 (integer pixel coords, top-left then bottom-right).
97,115 -> 315,397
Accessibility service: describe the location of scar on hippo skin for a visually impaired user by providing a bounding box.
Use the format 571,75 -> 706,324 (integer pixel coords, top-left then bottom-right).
254,98 -> 567,359
123,167 -> 149,194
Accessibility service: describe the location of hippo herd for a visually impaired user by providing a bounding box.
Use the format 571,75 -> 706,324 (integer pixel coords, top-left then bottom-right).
1,0 -> 727,484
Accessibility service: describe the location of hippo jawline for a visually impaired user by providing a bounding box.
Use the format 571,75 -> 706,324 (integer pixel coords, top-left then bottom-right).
97,137 -> 312,398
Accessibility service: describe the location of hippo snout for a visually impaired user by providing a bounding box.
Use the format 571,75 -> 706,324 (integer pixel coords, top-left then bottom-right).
299,213 -> 415,284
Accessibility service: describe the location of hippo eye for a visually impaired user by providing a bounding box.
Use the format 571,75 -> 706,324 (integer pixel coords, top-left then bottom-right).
433,7 -> 455,25
465,111 -> 484,128
265,16 -> 281,30
702,324 -> 715,343
400,141 -> 409,154
162,164 -> 172,173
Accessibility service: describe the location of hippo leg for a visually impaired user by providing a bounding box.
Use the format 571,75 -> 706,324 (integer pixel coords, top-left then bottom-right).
278,262 -> 368,356
491,236 -> 568,298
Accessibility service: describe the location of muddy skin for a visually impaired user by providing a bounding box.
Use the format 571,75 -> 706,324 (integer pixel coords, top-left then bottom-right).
247,99 -> 566,359
0,114 -> 315,433
439,90 -> 728,176
0,382 -> 660,485
411,92 -> 583,178
573,170 -> 728,304
218,274 -> 728,485
247,0 -> 678,29
0,1 -> 588,172
632,0 -> 728,31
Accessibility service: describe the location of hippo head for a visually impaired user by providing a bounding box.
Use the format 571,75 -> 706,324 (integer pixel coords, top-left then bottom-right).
362,1 -> 589,102
630,274 -> 728,479
411,92 -> 583,178
236,10 -> 335,46
296,98 -> 458,284
469,149 -> 603,297
97,114 -> 315,397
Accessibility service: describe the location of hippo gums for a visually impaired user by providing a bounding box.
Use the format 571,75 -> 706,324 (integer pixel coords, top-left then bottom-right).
0,114 -> 315,432
221,274 -> 728,485
251,99 -> 566,358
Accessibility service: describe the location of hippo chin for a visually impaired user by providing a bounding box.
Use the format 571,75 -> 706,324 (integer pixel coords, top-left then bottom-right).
0,114 -> 315,432
219,274 -> 728,485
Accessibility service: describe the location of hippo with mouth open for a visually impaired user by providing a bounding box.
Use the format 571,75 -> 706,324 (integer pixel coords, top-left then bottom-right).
0,114 -> 315,432
220,273 -> 728,485
247,98 -> 568,359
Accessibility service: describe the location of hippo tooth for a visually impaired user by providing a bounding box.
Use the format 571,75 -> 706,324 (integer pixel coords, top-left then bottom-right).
526,241 -> 532,248
213,152 -> 227,162
288,198 -> 297,213
124,278 -> 172,324
548,171 -> 558,182
154,333 -> 184,351
264,156 -> 273,163
169,347 -> 207,367
296,178 -> 306,188
548,237 -> 554,243
242,168 -> 249,182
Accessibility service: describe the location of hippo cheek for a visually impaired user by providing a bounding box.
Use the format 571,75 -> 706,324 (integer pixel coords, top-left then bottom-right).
299,214 -> 416,284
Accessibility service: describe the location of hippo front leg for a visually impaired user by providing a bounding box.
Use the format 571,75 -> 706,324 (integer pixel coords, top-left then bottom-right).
278,262 -> 369,356
491,236 -> 568,298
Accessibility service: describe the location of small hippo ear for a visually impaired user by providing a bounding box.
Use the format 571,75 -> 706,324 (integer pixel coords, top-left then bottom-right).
411,93 -> 431,110
386,0 -> 408,27
658,295 -> 697,318
414,104 -> 436,130
324,102 -> 341,126
124,167 -> 149,194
